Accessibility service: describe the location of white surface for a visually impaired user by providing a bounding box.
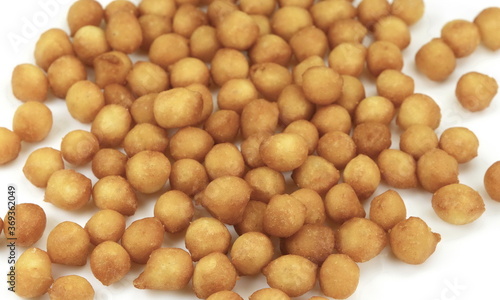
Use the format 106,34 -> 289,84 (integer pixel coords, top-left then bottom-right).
1,1 -> 500,299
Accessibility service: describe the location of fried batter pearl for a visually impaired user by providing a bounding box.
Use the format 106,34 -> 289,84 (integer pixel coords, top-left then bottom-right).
0,128 -> 21,165
369,189 -> 407,231
438,127 -> 479,163
415,38 -> 456,82
485,161 -> 500,201
432,184 -> 485,225
417,149 -> 459,193
474,7 -> 500,50
11,64 -> 49,102
456,72 -> 498,112
325,183 -> 366,224
441,20 -> 480,58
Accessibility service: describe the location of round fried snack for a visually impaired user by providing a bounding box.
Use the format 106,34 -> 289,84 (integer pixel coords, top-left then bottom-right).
377,149 -> 418,189
250,288 -> 291,300
23,147 -> 64,188
324,183 -> 366,224
217,10 -> 259,50
127,61 -> 169,96
192,252 -> 238,299
34,28 -> 74,71
11,64 -> 49,102
336,217 -> 387,263
0,128 -> 21,165
190,25 -> 221,62
138,0 -> 176,17
337,75 -> 365,115
204,143 -> 245,180
149,33 -> 189,69
271,6 -> 313,41
92,149 -> 128,179
283,120 -> 319,155
172,4 -> 208,38
400,125 -> 439,159
106,10 -> 142,53
73,25 -> 110,66
327,19 -> 367,49
319,254 -> 359,299
170,126 -> 214,162
4,203 -> 46,247
277,84 -> 315,126
263,194 -> 306,238
234,200 -> 267,235
122,217 -> 164,264
292,155 -> 340,195
281,224 -> 335,265
311,104 -> 352,135
485,161 -> 500,201
139,14 -> 172,51
343,154 -> 381,200
474,7 -> 500,50
170,159 -> 209,196
207,291 -> 244,300
66,80 -> 105,123
211,48 -> 249,86
230,232 -> 274,275
185,217 -> 231,261
309,0 -> 356,32
289,26 -> 328,62
250,34 -> 292,66
154,88 -> 203,129
291,188 -> 326,225
61,130 -> 100,165
154,190 -> 194,233
47,221 -> 91,266
249,62 -> 292,101
13,101 -> 52,143
204,110 -> 240,143
263,254 -> 317,297
241,132 -> 272,168
417,149 -> 459,193
123,123 -> 169,157
85,209 -> 126,245
357,0 -> 390,28
366,41 -> 404,77
376,70 -> 415,107
302,66 -> 343,105
103,83 -> 136,107
44,169 -> 92,210
352,122 -> 392,159
126,150 -> 171,194
67,0 -> 103,36
90,241 -> 131,286
438,127 -> 479,163
415,38 -> 456,81
134,248 -> 194,291
456,71 -> 498,112
328,43 -> 367,77
317,131 -> 356,170
292,55 -> 324,86
15,248 -> 53,298
354,96 -> 395,125
260,133 -> 308,172
251,15 -> 271,36
94,51 -> 133,88
441,20 -> 480,58
370,189 -> 407,231
170,57 -> 210,88
245,167 -> 285,203
432,184 -> 485,225
389,217 -> 441,265
92,175 -> 138,216
218,79 -> 258,114
91,104 -> 132,147
48,275 -> 94,300
374,16 -> 411,49
397,93 -> 441,130
391,0 -> 424,25
240,98 -> 279,139
47,55 -> 87,99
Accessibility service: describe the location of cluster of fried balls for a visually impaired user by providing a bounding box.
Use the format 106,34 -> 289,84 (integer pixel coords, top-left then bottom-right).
1,0 -> 500,299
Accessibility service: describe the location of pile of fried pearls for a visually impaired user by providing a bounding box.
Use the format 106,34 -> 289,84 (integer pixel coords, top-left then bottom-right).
2,0 -> 500,299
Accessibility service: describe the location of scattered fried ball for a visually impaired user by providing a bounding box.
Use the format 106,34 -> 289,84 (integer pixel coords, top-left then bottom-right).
415,38 -> 456,81
66,80 -> 105,123
231,232 -> 274,276
358,0 -> 390,28
311,104 -> 352,135
251,14 -> 272,36
169,126 -> 214,162
44,169 -> 92,210
343,154 -> 381,200
377,149 -> 418,189
456,71 -> 498,112
123,123 -> 169,157
13,101 -> 52,143
48,275 -> 94,300
355,96 -> 395,125
234,200 -> 267,235
185,217 -> 231,261
337,75 -> 366,115
283,120 -> 318,155
4,203 -> 46,247
327,19 -> 367,49
370,189 -> 407,231
474,7 -> 500,50
193,252 -> 238,299
289,26 -> 328,62
324,183 -> 366,224
217,10 -> 259,50
73,25 -> 111,65
374,16 -> 411,49
67,0 -> 103,36
281,224 -> 335,265
47,55 -> 87,98
122,217 -> 164,264
277,84 -> 315,126
417,149 -> 459,193
104,84 -> 135,108
139,0 -> 176,17
302,66 -> 343,105
91,104 -> 132,147
317,131 -> 356,170
485,161 -> 500,201
204,110 -> 240,143
249,34 -> 292,66
263,194 -> 306,238
0,128 -> 21,165
292,55 -> 324,86
241,98 -> 279,139
319,254 -> 359,299
310,0 -> 356,32
126,150 -> 171,194
376,69 -> 415,107
23,147 -> 64,188
106,10 -> 142,53
328,43 -> 367,77
173,4 -> 207,38
241,132 -> 272,168
218,79 -> 258,114
352,122 -> 392,159
35,28 -> 74,71
139,14 -> 172,51
389,217 -> 441,264
170,57 -> 210,88
92,175 -> 138,216
127,61 -> 169,96
134,248 -> 194,291
187,83 -> 214,124
263,254 -> 317,297
439,127 -> 479,163
170,159 -> 209,196
391,0 -> 424,25
207,0 -> 238,27
85,209 -> 126,245
154,88 -> 203,129
260,133 -> 308,172
432,183 -> 485,225
91,148 -> 128,179
397,93 -> 441,130
367,41 -> 404,77
11,64 -> 49,102
93,51 -> 133,88
250,288 -> 291,300
245,167 -> 285,203
190,25 -> 221,62
211,48 -> 249,86
90,241 -> 131,286
154,190 -> 194,233
204,143 -> 245,179
47,221 -> 90,266
291,188 -> 326,225
400,125 -> 439,159
292,155 -> 340,195
149,33 -> 189,69
250,62 -> 292,101
441,20 -> 480,58
15,248 -> 53,298
271,6 -> 313,41
61,130 -> 99,165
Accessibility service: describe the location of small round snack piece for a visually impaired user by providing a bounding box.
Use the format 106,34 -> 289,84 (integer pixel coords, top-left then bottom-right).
344,155 -> 381,200
139,14 -> 172,51
456,72 -> 498,112
126,150 -> 171,194
210,48 -> 249,86
134,248 -> 194,291
250,62 -> 292,101
417,149 -> 459,193
67,0 -> 103,36
337,75 -> 366,115
169,126 -> 214,162
263,254 -> 317,297
328,43 -> 367,77
324,183 -> 366,224
327,19 -> 367,49
241,98 -> 279,139
170,57 -> 210,88
154,88 -> 203,129
204,110 -> 240,143
352,122 -> 392,159
391,0 -> 424,25
85,209 -> 126,245
138,0 -> 176,17
441,20 -> 480,58
190,25 -> 221,62
292,55 -> 324,86
173,4 -> 208,38
400,125 -> 439,159
4,203 -> 46,247
15,248 -> 53,298
47,55 -> 87,98
439,127 -> 479,163
374,16 -> 411,49
245,167 -> 285,203
260,133 -> 308,172
92,148 -> 128,179
311,105 -> 352,135
34,28 -> 74,71
250,288 -> 291,300
377,149 -> 418,189
47,221 -> 91,266
91,104 -> 132,147
127,61 -> 169,96
485,162 -> 500,201
92,175 -> 138,216
366,41 -> 404,77
185,217 -> 231,261
48,275 -> 94,300
192,252 -> 238,299
122,217 -> 164,264
309,0 -> 356,32
207,0 -> 238,27
292,156 -> 340,195
355,96 -> 395,125
170,159 -> 209,196
357,0 -> 390,28
416,38 -> 456,82
251,14 -> 272,36
250,34 -> 292,66
123,123 -> 169,157
13,101 -> 52,143
281,224 -> 335,265
23,147 -> 64,187
44,169 -> 92,210
240,0 -> 276,15
73,25 -> 110,65
376,70 -> 415,107
187,83 -> 214,124
474,7 -> 500,50
11,64 -> 49,102
103,84 -> 134,108
302,66 -> 343,105
106,10 -> 143,53
218,79 -> 258,114
263,194 -> 306,238
154,190 -> 194,233
319,254 -> 359,299
204,143 -> 245,180
230,232 -> 274,276
289,26 -> 328,62
432,184 -> 485,225
66,80 -> 105,123
283,120 -> 319,153
94,51 -> 133,88
317,131 -> 356,170
149,33 -> 189,69
271,6 -> 313,41
397,94 -> 441,130
277,84 -> 315,126
370,190 -> 407,231
241,132 -> 272,168
90,241 -> 131,286
389,217 -> 441,264
61,130 -> 99,165
0,128 -> 21,165
291,189 -> 326,225
234,200 -> 267,235
336,217 -> 387,263
217,10 -> 259,50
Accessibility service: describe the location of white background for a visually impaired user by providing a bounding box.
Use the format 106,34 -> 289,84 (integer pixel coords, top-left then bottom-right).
1,0 -> 500,299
